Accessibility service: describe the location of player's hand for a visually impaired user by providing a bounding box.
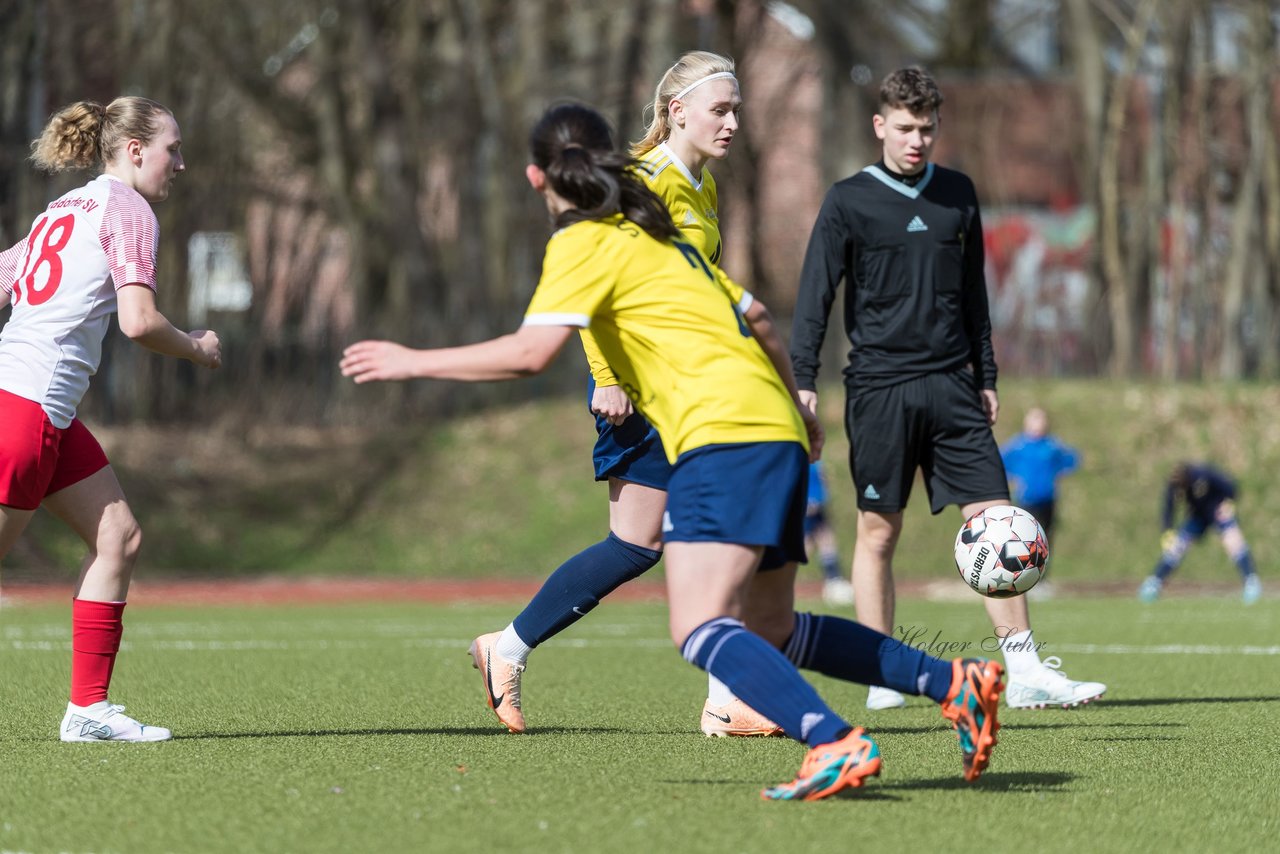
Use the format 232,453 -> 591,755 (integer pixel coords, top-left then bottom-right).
190,330 -> 221,369
340,340 -> 419,383
801,405 -> 824,462
591,384 -> 633,426
981,389 -> 999,425
1160,529 -> 1179,553
798,389 -> 819,417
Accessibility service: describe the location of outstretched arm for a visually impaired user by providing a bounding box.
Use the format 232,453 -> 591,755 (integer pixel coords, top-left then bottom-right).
116,284 -> 221,368
341,323 -> 574,383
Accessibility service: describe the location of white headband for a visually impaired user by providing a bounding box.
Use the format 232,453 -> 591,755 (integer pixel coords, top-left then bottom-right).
672,71 -> 737,102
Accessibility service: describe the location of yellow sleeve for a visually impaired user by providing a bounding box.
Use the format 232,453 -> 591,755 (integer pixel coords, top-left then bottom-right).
578,328 -> 618,386
714,264 -> 752,314
526,225 -> 623,385
524,226 -> 615,327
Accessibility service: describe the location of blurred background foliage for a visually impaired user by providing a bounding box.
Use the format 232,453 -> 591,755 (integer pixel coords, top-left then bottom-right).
2,0 -> 1278,428
1,2 -> 1278,579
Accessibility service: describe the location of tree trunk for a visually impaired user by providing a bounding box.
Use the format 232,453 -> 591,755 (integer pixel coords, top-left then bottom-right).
1097,0 -> 1157,378
1156,2 -> 1196,381
1253,4 -> 1280,379
1063,0 -> 1110,371
1220,0 -> 1273,379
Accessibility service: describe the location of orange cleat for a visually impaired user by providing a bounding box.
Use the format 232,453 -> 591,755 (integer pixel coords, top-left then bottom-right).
468,632 -> 526,733
761,727 -> 882,801
940,658 -> 1004,781
701,698 -> 785,737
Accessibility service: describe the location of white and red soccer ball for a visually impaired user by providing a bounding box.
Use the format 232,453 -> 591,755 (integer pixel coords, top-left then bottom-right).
954,505 -> 1048,598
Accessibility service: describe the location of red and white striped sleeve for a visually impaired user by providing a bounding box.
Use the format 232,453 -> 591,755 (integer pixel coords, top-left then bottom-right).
99,182 -> 159,291
0,238 -> 29,296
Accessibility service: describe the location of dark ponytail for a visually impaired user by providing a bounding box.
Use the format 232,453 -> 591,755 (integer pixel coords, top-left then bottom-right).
529,103 -> 679,242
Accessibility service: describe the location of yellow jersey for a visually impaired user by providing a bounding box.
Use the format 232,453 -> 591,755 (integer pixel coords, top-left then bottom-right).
581,143 -> 725,385
524,216 -> 805,461
635,142 -> 723,264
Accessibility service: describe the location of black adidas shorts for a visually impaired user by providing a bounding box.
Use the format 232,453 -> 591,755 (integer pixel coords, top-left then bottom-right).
845,370 -> 1009,515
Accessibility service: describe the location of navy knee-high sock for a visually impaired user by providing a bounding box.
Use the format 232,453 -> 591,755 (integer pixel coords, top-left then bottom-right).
1153,554 -> 1181,582
1234,548 -> 1257,580
512,533 -> 661,647
783,612 -> 955,704
682,617 -> 851,747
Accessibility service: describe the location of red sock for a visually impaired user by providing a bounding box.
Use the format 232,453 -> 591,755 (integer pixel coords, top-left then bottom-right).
71,599 -> 127,707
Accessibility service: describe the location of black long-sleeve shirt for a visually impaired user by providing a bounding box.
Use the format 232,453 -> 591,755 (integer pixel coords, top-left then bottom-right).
1163,464 -> 1236,529
789,162 -> 997,392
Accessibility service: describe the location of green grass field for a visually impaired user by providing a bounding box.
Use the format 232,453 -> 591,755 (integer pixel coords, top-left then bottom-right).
2,595 -> 1276,853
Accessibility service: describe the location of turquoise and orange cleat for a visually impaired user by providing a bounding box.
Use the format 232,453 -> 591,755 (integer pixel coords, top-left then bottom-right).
941,658 -> 1004,781
761,727 -> 882,801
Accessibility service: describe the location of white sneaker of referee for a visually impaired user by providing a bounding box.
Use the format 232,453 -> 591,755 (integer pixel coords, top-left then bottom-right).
867,630 -> 1105,711
1002,629 -> 1106,709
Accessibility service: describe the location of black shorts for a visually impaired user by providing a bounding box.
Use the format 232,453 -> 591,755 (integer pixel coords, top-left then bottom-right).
845,370 -> 1009,515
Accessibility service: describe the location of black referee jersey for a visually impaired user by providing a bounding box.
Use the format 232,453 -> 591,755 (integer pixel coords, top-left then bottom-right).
789,161 -> 998,393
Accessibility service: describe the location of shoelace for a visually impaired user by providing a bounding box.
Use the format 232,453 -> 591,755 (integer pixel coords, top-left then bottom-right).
502,664 -> 524,707
1038,656 -> 1072,682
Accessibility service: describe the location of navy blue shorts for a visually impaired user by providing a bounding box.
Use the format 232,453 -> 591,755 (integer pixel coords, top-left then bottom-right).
1180,506 -> 1236,541
588,380 -> 672,490
664,441 -> 808,570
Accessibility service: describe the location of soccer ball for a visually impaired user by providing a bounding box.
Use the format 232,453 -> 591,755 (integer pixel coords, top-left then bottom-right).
953,505 -> 1048,598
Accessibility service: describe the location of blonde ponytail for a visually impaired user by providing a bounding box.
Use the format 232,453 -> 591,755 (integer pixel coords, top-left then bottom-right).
30,96 -> 171,173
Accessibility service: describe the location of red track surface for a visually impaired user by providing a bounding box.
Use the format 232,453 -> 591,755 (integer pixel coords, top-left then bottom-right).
0,577 -> 1239,608
0,577 -> 681,607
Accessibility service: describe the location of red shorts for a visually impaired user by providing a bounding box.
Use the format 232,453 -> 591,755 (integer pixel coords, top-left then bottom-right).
0,388 -> 109,510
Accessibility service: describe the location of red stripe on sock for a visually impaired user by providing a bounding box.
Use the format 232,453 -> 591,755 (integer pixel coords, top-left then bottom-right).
71,599 -> 127,706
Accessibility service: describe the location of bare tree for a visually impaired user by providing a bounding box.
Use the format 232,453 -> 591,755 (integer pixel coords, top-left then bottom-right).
1222,0 -> 1278,379
1257,5 -> 1280,378
1155,0 -> 1200,381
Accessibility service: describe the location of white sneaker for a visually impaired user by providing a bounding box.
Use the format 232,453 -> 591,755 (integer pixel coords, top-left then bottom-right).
60,701 -> 172,742
822,578 -> 855,606
1005,657 -> 1106,709
866,686 -> 906,710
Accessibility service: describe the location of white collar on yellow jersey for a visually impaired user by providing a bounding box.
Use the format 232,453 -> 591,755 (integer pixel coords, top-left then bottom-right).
656,142 -> 706,192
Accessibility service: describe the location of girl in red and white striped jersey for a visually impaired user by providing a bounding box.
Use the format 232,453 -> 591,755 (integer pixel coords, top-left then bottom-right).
0,97 -> 221,742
